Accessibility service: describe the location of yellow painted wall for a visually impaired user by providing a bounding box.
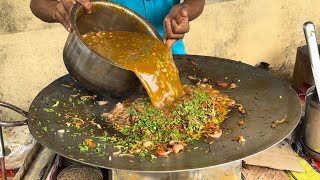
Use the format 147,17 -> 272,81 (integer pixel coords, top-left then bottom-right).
185,0 -> 320,76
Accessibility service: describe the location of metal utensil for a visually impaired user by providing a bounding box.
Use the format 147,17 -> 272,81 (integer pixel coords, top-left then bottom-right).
0,103 -> 28,180
0,55 -> 301,172
303,22 -> 320,101
63,1 -> 162,99
57,165 -> 103,180
303,86 -> 320,160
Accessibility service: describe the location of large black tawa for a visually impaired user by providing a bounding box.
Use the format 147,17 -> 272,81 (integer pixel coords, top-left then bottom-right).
27,55 -> 301,172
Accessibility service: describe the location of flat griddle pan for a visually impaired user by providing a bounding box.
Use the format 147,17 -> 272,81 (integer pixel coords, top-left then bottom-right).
0,55 -> 301,172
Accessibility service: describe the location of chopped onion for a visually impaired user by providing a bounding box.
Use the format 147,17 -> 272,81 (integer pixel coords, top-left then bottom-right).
169,140 -> 183,146
57,129 -> 65,133
208,129 -> 223,138
97,101 -> 109,106
234,135 -> 246,143
119,154 -> 135,158
142,141 -> 153,148
157,148 -> 172,157
112,150 -> 121,156
173,144 -> 184,153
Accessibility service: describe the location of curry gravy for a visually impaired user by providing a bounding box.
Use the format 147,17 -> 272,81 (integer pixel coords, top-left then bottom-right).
82,31 -> 183,108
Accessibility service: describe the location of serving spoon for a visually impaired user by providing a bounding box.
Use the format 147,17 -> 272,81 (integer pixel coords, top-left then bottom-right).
303,22 -> 320,101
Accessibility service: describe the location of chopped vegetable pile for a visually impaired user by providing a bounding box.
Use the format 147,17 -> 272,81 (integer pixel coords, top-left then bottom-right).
102,84 -> 244,158
38,80 -> 245,160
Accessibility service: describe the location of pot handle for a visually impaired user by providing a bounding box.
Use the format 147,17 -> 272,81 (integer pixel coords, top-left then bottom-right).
0,101 -> 28,126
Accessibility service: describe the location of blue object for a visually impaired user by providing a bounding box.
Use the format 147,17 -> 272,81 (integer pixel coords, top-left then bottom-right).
110,0 -> 186,54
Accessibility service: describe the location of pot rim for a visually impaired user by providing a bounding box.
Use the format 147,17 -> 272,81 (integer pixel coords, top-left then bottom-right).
306,86 -> 320,108
69,1 -> 162,70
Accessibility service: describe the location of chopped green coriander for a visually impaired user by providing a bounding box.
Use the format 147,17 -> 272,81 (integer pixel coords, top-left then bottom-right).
42,127 -> 48,132
52,100 -> 59,107
151,154 -> 157,159
79,145 -> 89,152
43,108 -> 54,113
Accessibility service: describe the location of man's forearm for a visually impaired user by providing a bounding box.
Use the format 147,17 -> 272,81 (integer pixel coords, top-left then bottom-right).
30,0 -> 58,23
182,0 -> 205,21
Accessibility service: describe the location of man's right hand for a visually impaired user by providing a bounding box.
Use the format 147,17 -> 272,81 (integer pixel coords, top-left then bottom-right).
30,0 -> 92,32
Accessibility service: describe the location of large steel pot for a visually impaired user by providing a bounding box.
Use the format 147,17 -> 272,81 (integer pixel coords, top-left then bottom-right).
63,1 -> 162,98
303,86 -> 320,159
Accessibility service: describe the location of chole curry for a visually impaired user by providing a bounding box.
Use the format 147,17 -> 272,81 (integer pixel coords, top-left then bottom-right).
82,31 -> 183,108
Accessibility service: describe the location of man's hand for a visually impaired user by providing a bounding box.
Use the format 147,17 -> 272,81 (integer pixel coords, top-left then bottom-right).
163,0 -> 205,47
164,4 -> 190,47
55,0 -> 92,31
30,0 -> 92,32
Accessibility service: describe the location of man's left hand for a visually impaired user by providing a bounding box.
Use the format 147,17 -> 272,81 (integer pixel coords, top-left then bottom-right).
164,4 -> 190,47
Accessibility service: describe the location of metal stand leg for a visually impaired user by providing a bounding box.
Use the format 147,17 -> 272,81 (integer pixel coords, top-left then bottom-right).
0,101 -> 29,180
0,127 -> 6,180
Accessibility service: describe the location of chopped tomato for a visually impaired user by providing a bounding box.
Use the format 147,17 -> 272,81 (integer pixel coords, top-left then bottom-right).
202,101 -> 208,108
75,123 -> 82,127
217,81 -> 228,87
85,139 -> 95,148
206,123 -> 216,129
156,148 -> 165,154
230,82 -> 237,89
156,147 -> 171,158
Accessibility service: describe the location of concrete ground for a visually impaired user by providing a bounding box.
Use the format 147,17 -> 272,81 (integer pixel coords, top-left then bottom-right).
0,0 -> 66,119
